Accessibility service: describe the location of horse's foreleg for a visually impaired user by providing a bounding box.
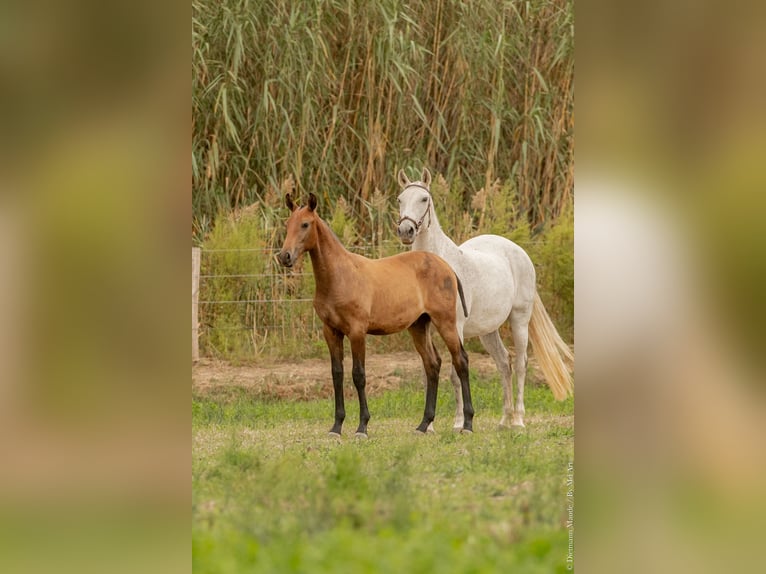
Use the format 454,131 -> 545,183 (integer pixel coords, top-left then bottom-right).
349,334 -> 370,437
323,324 -> 346,436
448,368 -> 465,430
426,341 -> 442,432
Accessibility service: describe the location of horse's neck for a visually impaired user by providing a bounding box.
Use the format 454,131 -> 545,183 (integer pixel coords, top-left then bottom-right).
413,214 -> 460,260
308,219 -> 353,286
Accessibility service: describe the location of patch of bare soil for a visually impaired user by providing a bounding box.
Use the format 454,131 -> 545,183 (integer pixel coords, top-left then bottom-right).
192,351 -> 505,401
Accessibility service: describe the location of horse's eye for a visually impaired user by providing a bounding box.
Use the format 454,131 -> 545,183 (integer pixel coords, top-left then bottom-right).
421,197 -> 428,202
301,222 -> 310,229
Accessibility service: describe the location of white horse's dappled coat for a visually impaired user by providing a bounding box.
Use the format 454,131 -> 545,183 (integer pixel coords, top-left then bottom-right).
397,168 -> 573,428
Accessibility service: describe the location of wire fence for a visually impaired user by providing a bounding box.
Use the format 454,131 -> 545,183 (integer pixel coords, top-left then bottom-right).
192,242 -> 410,360
192,237 -> 558,361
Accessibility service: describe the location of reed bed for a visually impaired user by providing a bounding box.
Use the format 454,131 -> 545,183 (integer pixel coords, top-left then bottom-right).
192,0 -> 573,234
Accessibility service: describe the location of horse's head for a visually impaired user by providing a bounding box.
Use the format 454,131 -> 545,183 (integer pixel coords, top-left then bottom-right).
278,192 -> 319,267
396,167 -> 433,245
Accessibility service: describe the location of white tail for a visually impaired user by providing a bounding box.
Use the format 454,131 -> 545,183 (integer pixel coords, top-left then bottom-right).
528,291 -> 574,400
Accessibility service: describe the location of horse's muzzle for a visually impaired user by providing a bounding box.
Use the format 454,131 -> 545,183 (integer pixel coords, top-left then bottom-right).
397,222 -> 415,244
277,250 -> 295,267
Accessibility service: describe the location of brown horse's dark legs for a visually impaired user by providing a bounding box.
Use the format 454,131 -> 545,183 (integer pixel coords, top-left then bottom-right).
454,344 -> 474,432
350,335 -> 371,437
432,321 -> 474,432
418,373 -> 439,433
323,324 -> 345,436
409,317 -> 442,432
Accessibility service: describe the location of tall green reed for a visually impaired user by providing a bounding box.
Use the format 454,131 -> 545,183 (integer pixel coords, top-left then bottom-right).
192,0 -> 574,243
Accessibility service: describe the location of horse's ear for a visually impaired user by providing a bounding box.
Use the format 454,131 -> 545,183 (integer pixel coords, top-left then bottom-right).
285,193 -> 296,212
398,169 -> 411,188
307,193 -> 318,212
421,168 -> 432,187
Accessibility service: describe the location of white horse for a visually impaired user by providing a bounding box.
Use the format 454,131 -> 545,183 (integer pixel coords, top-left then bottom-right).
396,168 -> 573,428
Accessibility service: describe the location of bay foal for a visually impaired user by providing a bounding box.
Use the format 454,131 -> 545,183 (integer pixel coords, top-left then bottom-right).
278,193 -> 473,437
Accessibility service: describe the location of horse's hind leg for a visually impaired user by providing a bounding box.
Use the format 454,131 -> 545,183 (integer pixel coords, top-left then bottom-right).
479,330 -> 514,428
349,332 -> 371,437
432,321 -> 473,433
408,316 -> 441,433
509,308 -> 532,428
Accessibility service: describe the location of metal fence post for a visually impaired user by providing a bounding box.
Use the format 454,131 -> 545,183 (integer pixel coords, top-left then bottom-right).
192,247 -> 201,361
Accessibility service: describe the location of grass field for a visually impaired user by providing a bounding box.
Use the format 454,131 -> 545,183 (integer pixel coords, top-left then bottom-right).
193,367 -> 574,573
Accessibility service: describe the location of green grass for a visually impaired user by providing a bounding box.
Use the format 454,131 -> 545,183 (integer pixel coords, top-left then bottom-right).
193,373 -> 574,573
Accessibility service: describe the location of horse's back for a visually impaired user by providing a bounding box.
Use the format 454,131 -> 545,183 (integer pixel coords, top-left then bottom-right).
368,251 -> 457,297
371,250 -> 453,276
396,249 -> 452,270
461,234 -> 535,289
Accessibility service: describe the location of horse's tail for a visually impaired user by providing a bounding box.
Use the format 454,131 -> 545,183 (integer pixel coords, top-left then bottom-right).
528,291 -> 574,401
455,274 -> 468,318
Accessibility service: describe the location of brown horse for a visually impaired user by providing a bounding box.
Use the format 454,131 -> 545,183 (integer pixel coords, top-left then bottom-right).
278,193 -> 473,437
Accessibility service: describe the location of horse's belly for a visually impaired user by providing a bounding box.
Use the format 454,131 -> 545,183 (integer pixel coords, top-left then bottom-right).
463,280 -> 514,337
463,311 -> 509,338
315,295 -> 417,336
367,307 -> 419,335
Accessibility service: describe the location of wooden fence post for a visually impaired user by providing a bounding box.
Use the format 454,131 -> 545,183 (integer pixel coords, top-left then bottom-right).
192,247 -> 201,362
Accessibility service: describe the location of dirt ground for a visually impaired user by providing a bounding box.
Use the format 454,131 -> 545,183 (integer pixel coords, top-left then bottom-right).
192,351 -> 515,401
